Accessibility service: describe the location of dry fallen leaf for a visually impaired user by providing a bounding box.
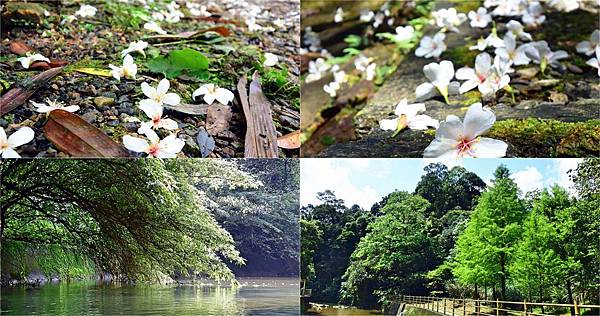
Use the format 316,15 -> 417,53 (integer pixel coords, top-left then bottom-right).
9,40 -> 32,55
44,110 -> 130,157
277,130 -> 301,149
74,67 -> 112,77
206,104 -> 233,135
0,67 -> 64,116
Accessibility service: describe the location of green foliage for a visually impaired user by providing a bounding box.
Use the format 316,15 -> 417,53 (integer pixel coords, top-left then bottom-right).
301,220 -> 322,280
104,0 -> 151,29
340,193 -> 437,309
344,35 -> 363,48
146,48 -> 210,79
0,160 -> 263,283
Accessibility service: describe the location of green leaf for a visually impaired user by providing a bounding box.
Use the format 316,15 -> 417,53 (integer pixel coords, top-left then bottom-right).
146,48 -> 209,79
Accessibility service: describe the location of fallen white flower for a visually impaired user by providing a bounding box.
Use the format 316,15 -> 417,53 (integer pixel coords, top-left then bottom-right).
17,53 -> 50,69
432,8 -> 467,33
31,98 -> 79,113
192,84 -> 234,105
305,58 -> 330,83
423,103 -> 507,158
365,63 -> 377,81
522,2 -> 546,27
144,21 -> 167,35
525,41 -> 569,72
456,53 -> 494,94
0,126 -> 34,158
121,40 -> 148,58
495,34 -> 531,66
334,7 -> 344,23
75,4 -> 97,18
586,46 -> 600,77
379,99 -> 439,136
139,101 -> 178,131
468,7 -> 492,28
109,54 -> 138,82
415,33 -> 447,58
576,29 -> 600,56
415,60 -> 460,103
263,53 -> 279,67
548,0 -> 579,12
323,81 -> 340,97
506,20 -> 532,41
141,78 -> 181,107
394,25 -> 415,42
123,126 -> 184,158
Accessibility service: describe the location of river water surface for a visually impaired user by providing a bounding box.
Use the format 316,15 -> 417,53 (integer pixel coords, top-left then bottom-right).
1,277 -> 299,315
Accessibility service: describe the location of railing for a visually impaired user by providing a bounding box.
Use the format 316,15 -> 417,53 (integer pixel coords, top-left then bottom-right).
397,295 -> 600,316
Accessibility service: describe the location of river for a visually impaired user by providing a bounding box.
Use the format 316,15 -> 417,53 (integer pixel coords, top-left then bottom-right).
0,277 -> 299,315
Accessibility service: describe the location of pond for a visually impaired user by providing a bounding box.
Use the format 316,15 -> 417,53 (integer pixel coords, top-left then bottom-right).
0,277 -> 299,315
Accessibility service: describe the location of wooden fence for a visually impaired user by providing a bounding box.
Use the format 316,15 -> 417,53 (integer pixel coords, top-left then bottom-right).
396,295 -> 600,316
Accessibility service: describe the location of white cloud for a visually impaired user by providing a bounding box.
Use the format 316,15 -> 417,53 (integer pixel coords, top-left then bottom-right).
511,166 -> 544,193
548,159 -> 582,194
300,159 -> 381,209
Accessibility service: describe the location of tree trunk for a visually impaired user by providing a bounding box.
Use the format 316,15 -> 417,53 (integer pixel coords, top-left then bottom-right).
475,283 -> 479,314
567,279 -> 575,316
500,252 -> 507,301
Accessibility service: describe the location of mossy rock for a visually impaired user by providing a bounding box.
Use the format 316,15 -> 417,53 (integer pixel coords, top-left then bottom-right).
2,2 -> 46,26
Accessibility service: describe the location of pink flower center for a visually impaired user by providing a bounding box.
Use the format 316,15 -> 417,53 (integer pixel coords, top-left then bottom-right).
152,116 -> 161,127
455,136 -> 478,157
148,144 -> 160,157
477,73 -> 486,83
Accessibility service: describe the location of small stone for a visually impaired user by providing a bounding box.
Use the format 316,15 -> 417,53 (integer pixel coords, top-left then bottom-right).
549,91 -> 569,104
51,84 -> 59,90
82,110 -> 100,124
567,63 -> 583,74
0,118 -> 8,128
107,120 -> 119,127
516,67 -> 539,80
94,96 -> 115,108
532,79 -> 561,89
124,122 -> 138,132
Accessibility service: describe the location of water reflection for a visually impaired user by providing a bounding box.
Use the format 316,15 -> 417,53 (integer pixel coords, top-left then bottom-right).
1,277 -> 299,315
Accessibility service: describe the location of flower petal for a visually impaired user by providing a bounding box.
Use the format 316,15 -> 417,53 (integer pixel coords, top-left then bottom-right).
0,127 -> 6,143
459,80 -> 479,94
436,115 -> 463,140
203,94 -> 216,105
471,137 -> 508,158
158,135 -> 185,155
1,147 -> 21,158
215,88 -> 234,105
63,106 -> 80,113
423,138 -> 458,158
415,82 -> 437,101
123,135 -> 149,153
409,115 -> 439,130
423,62 -> 440,82
141,82 -> 156,99
139,99 -> 162,119
7,127 -> 34,148
157,79 -> 170,95
158,118 -> 179,130
379,118 -> 399,131
455,67 -> 475,81
462,103 -> 495,139
163,93 -> 181,106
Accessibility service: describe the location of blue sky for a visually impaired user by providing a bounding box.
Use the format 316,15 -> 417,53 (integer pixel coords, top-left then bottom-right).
300,158 -> 582,209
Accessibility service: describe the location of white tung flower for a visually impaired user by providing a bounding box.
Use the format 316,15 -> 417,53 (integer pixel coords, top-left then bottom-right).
109,54 -> 138,82
586,46 -> 600,77
192,84 -> 234,106
75,4 -> 97,18
138,101 -> 178,132
31,98 -> 79,113
263,53 -> 279,67
495,34 -> 531,66
141,79 -> 181,107
323,81 -> 340,97
123,126 -> 184,158
121,40 -> 148,58
432,8 -> 467,33
365,63 -> 377,81
522,2 -> 546,27
525,41 -> 569,72
415,33 -> 447,59
423,103 -> 508,158
548,0 -> 579,12
305,58 -> 331,83
468,7 -> 492,28
506,20 -> 532,41
0,127 -> 34,158
456,53 -> 494,94
360,10 -> 374,22
576,29 -> 600,56
394,25 -> 415,42
415,60 -> 460,103
334,7 -> 344,23
379,99 -> 439,135
144,21 -> 167,35
480,56 -> 512,96
17,53 -> 50,69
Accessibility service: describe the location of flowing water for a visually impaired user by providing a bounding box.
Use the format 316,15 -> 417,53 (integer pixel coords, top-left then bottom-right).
0,277 -> 299,315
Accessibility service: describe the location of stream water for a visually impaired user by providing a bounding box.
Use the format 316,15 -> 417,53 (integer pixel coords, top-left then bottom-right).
0,277 -> 299,315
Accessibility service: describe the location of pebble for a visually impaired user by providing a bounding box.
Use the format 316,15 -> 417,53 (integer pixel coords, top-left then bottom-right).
94,96 -> 115,108
124,122 -> 138,132
107,120 -> 120,127
82,110 -> 101,124
0,118 -> 7,128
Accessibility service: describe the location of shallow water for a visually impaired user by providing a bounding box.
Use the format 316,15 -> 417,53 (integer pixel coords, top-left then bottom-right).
1,277 -> 299,315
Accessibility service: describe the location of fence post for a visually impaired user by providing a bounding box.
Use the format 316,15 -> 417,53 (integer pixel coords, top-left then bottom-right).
496,299 -> 500,316
452,298 -> 455,316
444,298 -> 446,315
524,300 -> 527,316
463,299 -> 466,316
574,299 -> 580,316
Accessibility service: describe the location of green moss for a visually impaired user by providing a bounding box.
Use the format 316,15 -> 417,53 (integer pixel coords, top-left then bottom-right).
63,58 -> 105,74
443,44 -> 479,67
449,0 -> 482,13
488,119 -> 600,157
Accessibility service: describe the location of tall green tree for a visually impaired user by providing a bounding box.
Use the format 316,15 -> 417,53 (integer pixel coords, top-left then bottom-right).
452,166 -> 526,300
340,192 -> 437,309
